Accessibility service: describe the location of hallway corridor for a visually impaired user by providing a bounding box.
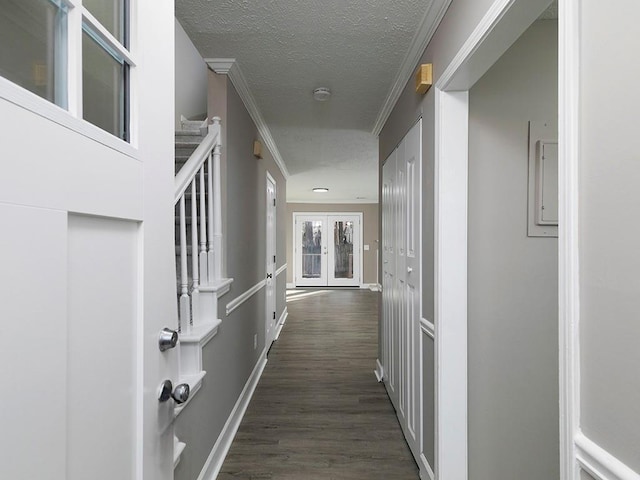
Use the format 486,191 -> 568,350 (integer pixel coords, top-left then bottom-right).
218,289 -> 419,479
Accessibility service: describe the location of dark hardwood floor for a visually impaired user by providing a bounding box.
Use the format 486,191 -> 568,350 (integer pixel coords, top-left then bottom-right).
218,288 -> 419,480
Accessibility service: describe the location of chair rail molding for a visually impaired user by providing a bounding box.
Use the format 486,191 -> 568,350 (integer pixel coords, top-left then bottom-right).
575,433 -> 640,480
226,279 -> 267,316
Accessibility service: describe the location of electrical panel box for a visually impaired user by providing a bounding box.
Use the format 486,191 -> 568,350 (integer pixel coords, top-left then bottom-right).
528,121 -> 558,237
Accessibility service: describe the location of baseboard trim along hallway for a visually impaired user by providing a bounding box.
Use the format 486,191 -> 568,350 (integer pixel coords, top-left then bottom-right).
196,350 -> 268,480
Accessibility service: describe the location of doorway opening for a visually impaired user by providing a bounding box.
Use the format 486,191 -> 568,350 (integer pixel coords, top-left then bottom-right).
293,212 -> 362,287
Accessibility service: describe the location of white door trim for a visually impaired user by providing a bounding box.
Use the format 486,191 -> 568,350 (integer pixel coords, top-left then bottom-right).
292,212 -> 364,287
558,0 -> 581,479
432,0 -> 555,478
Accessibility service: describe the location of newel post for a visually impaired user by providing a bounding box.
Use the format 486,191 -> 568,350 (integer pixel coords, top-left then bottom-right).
209,117 -> 223,282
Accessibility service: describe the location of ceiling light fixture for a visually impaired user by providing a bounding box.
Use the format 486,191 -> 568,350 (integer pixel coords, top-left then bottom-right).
312,187 -> 329,193
313,87 -> 331,101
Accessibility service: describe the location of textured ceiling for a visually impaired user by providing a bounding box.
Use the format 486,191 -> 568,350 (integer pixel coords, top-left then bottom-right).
176,0 -> 435,203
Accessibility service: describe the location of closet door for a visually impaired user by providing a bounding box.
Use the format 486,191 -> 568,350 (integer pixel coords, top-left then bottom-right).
382,151 -> 398,407
404,120 -> 422,458
396,138 -> 408,425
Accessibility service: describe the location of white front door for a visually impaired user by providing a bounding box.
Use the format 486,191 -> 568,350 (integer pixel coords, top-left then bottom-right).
265,173 -> 277,348
0,1 -> 176,479
294,213 -> 362,287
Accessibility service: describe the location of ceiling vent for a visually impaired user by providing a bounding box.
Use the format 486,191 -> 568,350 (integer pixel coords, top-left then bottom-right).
313,87 -> 331,101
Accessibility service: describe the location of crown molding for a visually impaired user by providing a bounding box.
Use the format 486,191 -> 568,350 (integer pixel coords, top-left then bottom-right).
207,58 -> 236,74
371,0 -> 452,137
205,58 -> 290,179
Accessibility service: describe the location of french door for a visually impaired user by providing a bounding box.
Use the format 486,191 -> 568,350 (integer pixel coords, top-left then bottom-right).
294,213 -> 362,287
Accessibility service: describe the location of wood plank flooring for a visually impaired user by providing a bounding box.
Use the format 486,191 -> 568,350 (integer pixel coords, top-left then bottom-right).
218,288 -> 419,480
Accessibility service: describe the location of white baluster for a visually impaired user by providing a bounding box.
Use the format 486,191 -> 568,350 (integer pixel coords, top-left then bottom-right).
199,164 -> 208,284
207,148 -> 215,283
190,179 -> 199,327
179,195 -> 190,332
211,117 -> 223,281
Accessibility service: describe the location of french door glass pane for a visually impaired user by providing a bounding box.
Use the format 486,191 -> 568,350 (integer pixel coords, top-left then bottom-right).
0,0 -> 67,107
83,0 -> 127,45
82,30 -> 128,140
301,221 -> 322,279
333,221 -> 354,279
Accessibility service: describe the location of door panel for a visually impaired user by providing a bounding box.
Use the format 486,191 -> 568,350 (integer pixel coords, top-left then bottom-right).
328,215 -> 360,286
67,215 -> 138,480
295,216 -> 327,286
382,151 -> 397,406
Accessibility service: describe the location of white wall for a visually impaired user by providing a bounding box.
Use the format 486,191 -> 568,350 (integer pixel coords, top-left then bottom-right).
175,19 -> 208,128
578,0 -> 640,472
468,19 -> 559,480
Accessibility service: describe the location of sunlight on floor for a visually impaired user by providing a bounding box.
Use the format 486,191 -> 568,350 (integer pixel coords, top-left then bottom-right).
286,290 -> 331,303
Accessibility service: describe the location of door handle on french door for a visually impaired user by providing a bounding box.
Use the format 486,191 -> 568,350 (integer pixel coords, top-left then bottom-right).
158,380 -> 191,404
158,327 -> 178,352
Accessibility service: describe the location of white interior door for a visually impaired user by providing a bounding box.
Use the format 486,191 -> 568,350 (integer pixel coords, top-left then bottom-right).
381,119 -> 423,460
0,1 -> 176,478
382,151 -> 398,405
265,173 -> 277,347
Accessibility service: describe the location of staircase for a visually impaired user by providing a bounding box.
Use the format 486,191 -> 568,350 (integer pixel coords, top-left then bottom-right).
171,116 -> 233,419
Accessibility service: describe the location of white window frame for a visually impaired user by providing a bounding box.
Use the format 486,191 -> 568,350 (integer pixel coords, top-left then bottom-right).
0,0 -> 138,157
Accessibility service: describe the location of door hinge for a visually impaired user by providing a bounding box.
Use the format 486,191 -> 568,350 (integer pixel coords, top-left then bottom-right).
273,311 -> 276,319
273,198 -> 276,206
273,255 -> 276,263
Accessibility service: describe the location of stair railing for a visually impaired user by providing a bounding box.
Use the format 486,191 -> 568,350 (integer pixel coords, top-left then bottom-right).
174,116 -> 223,333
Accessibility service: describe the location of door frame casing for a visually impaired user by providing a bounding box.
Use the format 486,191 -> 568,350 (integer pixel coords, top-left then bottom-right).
431,0 -> 563,478
292,211 -> 364,287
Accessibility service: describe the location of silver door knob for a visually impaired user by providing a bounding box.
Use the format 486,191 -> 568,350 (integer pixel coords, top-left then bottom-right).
172,383 -> 190,404
158,327 -> 178,351
157,380 -> 190,404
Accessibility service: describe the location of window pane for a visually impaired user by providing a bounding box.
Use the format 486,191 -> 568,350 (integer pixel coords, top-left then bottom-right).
302,221 -> 322,279
333,221 -> 354,279
83,0 -> 127,45
82,30 -> 128,140
0,0 -> 67,107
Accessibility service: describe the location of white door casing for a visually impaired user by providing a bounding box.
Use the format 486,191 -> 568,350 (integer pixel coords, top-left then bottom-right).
0,2 -> 176,479
266,172 -> 277,348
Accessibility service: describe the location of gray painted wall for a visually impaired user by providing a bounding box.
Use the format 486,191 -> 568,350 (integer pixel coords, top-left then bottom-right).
579,0 -> 640,471
468,19 -> 559,480
285,202 -> 379,285
379,0 -> 554,474
175,76 -> 287,480
174,19 -> 208,128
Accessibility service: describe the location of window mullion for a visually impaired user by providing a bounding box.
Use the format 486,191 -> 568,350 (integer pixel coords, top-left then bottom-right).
82,8 -> 136,66
66,0 -> 83,117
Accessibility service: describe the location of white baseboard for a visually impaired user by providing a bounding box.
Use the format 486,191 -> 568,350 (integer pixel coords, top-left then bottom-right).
361,283 -> 381,291
374,359 -> 384,382
576,432 -> 640,480
274,307 -> 288,340
286,282 -> 295,289
420,453 -> 435,480
196,351 -> 268,480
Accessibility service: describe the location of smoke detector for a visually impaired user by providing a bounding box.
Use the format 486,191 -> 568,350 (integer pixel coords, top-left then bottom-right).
313,87 -> 331,101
